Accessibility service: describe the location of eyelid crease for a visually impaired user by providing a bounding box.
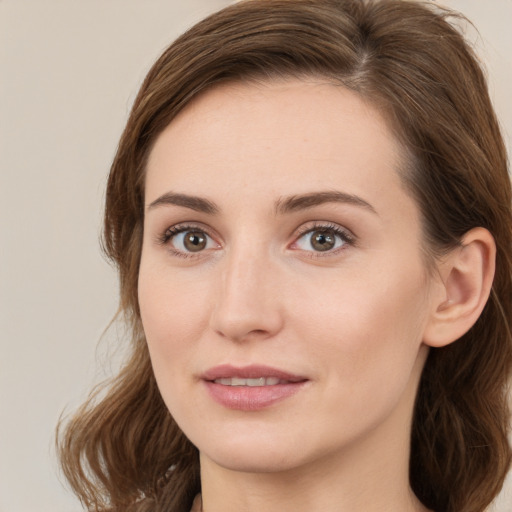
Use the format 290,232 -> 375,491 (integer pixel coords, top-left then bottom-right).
155,220 -> 357,260
293,221 -> 356,243
156,223 -> 220,260
289,221 -> 357,255
157,223 -> 215,244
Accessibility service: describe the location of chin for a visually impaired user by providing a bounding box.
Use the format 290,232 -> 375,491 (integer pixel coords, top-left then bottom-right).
201,442 -> 307,474
189,424 -> 314,474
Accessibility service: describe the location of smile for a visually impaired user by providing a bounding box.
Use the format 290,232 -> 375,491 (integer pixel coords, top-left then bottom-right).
202,365 -> 308,410
213,377 -> 283,386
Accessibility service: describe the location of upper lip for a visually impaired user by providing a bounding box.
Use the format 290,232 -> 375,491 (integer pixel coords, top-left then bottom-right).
201,364 -> 307,383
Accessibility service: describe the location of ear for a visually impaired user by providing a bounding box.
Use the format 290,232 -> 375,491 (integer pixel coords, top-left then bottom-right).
423,227 -> 496,348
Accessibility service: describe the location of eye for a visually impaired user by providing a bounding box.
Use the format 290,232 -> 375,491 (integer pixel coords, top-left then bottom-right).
161,225 -> 218,255
292,224 -> 353,253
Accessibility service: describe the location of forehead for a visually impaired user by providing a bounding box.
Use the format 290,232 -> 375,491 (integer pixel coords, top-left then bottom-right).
145,78 -> 409,217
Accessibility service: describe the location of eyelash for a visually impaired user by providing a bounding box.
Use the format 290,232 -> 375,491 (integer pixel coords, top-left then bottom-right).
157,222 -> 356,259
293,222 -> 355,257
157,223 -> 217,259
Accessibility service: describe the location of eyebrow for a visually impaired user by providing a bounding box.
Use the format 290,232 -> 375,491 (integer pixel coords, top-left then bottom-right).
147,192 -> 219,214
274,190 -> 377,216
147,190 -> 377,216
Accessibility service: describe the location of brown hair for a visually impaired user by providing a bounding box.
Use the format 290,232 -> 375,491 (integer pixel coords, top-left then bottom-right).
57,1 -> 512,511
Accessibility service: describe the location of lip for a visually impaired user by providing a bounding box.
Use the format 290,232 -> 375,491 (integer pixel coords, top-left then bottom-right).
201,364 -> 308,411
202,364 -> 307,382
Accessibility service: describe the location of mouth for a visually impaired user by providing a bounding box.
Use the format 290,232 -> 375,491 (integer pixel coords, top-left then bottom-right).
201,364 -> 308,411
213,377 -> 286,386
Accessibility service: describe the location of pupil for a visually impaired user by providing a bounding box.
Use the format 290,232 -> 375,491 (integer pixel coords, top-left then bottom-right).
184,231 -> 206,252
311,231 -> 335,251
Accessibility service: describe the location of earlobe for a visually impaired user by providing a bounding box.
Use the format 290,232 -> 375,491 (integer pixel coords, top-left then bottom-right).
423,227 -> 496,348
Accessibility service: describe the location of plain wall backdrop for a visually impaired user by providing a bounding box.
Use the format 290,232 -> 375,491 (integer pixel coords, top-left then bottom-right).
0,1 -> 510,511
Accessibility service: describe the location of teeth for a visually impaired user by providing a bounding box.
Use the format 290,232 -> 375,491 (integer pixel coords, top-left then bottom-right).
246,378 -> 265,386
214,377 -> 282,386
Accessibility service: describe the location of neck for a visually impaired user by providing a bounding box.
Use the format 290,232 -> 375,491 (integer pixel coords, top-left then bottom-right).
200,456 -> 426,512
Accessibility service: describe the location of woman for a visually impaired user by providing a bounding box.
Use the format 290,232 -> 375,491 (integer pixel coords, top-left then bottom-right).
57,1 -> 512,511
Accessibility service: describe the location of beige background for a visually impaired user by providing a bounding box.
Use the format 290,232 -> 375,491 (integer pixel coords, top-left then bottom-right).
0,1 -> 510,511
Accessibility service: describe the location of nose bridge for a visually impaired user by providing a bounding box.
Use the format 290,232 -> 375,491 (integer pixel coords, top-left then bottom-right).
211,236 -> 283,341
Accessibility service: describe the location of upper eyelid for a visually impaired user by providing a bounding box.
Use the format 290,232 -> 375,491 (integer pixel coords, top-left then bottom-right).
160,220 -> 353,235
164,222 -> 216,236
289,224 -> 356,260
159,224 -> 219,258
155,222 -> 218,247
293,221 -> 355,240
157,220 -> 356,249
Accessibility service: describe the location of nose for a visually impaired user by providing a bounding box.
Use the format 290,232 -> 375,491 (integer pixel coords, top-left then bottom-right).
209,245 -> 284,343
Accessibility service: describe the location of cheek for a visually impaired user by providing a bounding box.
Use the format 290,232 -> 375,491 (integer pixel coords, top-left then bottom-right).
138,262 -> 211,370
293,258 -> 430,395
138,263 -> 214,423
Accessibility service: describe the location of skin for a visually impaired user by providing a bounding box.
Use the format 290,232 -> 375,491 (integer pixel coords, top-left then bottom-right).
138,79 -> 441,512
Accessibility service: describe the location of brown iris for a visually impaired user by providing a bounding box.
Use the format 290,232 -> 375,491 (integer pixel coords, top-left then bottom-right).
310,230 -> 336,251
183,231 -> 207,252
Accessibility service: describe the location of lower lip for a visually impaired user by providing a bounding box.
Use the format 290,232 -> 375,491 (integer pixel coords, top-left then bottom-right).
204,381 -> 307,411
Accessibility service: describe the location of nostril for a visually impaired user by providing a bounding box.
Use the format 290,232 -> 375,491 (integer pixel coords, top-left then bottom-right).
249,329 -> 268,336
214,327 -> 272,342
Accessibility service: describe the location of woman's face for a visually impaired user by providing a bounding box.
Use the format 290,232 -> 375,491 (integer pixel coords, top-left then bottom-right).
139,79 -> 436,474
